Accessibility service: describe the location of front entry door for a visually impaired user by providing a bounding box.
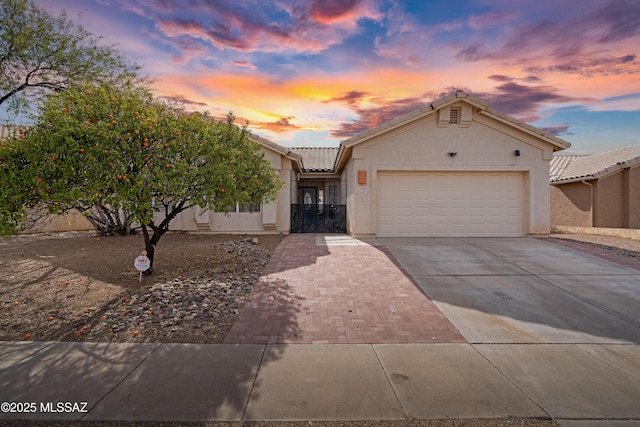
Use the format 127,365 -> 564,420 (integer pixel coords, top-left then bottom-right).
299,187 -> 317,206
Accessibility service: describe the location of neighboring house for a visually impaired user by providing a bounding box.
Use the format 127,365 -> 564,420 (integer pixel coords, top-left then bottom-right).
550,145 -> 640,229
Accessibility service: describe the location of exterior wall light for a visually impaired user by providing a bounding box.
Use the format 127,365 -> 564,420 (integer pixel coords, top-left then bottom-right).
447,152 -> 458,157
514,150 -> 521,157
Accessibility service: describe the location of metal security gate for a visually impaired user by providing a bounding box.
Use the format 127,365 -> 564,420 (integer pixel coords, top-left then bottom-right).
291,204 -> 346,233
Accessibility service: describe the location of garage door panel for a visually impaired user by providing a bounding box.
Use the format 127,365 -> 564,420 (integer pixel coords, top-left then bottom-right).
377,172 -> 524,237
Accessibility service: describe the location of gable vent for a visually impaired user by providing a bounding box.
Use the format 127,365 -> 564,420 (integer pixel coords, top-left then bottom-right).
449,108 -> 460,124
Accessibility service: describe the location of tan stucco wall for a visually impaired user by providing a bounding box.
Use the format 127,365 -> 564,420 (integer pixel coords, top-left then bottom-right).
550,181 -> 592,227
628,165 -> 640,228
344,102 -> 556,237
594,171 -> 625,228
22,208 -> 95,233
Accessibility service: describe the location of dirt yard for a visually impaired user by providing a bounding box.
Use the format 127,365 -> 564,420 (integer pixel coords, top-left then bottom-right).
0,232 -> 283,344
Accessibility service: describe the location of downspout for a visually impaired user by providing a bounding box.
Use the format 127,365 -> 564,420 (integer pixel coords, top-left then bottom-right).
581,180 -> 594,227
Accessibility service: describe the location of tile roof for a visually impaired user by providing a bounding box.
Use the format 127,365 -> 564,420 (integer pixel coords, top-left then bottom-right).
549,155 -> 587,181
287,147 -> 340,172
550,145 -> 640,183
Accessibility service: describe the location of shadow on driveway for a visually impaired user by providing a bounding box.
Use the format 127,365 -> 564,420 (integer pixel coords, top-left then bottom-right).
379,237 -> 640,344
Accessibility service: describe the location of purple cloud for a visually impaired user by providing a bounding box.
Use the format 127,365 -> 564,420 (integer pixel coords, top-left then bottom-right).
474,82 -> 597,121
540,124 -> 572,136
159,94 -> 208,107
148,0 -> 381,54
328,95 -> 428,138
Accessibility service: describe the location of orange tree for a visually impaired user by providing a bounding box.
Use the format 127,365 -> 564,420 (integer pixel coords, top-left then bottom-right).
0,81 -> 283,273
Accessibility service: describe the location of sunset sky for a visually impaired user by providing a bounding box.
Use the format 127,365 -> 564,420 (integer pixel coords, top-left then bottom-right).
32,0 -> 640,153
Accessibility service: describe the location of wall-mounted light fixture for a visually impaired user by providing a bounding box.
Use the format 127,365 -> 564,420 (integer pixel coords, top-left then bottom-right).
514,150 -> 521,157
447,152 -> 458,157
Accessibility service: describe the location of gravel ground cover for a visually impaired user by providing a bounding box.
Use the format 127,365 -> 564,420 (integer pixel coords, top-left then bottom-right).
550,232 -> 640,260
0,232 -> 282,343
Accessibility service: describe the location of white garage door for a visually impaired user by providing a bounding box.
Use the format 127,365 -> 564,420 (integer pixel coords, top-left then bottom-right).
378,172 -> 524,237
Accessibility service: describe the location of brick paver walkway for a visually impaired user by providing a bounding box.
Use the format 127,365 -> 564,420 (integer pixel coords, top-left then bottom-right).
225,234 -> 466,344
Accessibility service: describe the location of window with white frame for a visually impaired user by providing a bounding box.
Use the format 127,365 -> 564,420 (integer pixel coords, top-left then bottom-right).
215,203 -> 260,213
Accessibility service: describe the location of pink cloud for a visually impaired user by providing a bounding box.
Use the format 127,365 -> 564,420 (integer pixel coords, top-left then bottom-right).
254,116 -> 302,133
150,0 -> 381,54
233,60 -> 257,70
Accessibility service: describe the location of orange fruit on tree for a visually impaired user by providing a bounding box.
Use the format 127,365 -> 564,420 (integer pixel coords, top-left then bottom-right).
75,332 -> 82,337
13,301 -> 19,305
81,326 -> 88,332
133,331 -> 139,337
24,333 -> 32,340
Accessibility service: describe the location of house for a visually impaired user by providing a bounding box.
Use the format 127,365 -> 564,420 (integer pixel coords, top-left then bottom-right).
176,91 -> 571,237
550,145 -> 640,229
14,92 -> 571,237
164,134 -> 302,234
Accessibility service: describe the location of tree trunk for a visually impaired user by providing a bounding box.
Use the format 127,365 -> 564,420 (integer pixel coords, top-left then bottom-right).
139,201 -> 188,276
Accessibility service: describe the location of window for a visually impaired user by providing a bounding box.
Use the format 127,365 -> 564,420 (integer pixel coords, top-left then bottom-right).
327,184 -> 339,204
217,203 -> 260,213
449,108 -> 460,124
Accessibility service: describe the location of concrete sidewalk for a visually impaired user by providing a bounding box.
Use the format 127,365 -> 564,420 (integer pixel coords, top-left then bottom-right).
1,340 -> 639,425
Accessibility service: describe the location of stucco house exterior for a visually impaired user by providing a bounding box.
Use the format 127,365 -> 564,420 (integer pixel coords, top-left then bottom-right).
163,135 -> 302,234
174,91 -> 570,237
550,145 -> 640,229
17,92 -> 573,237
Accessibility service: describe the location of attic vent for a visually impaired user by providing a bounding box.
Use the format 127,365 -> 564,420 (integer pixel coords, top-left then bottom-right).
449,108 -> 460,124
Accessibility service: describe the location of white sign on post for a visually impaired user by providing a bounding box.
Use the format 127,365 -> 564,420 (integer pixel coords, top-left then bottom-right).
134,255 -> 151,282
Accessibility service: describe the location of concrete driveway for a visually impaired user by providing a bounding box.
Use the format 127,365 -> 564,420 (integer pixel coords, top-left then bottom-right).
379,237 -> 640,344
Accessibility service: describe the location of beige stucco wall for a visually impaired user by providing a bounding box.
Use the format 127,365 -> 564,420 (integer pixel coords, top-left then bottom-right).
22,208 -> 95,233
344,102 -> 556,237
550,181 -> 592,227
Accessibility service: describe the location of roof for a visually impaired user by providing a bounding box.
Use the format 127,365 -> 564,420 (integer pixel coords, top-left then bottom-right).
549,155 -> 587,181
248,133 -> 302,165
335,91 -> 572,170
339,91 -> 572,151
550,145 -> 640,184
287,147 -> 340,172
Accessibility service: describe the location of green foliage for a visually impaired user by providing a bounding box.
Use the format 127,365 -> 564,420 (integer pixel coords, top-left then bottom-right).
0,81 -> 283,249
0,0 -> 138,115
